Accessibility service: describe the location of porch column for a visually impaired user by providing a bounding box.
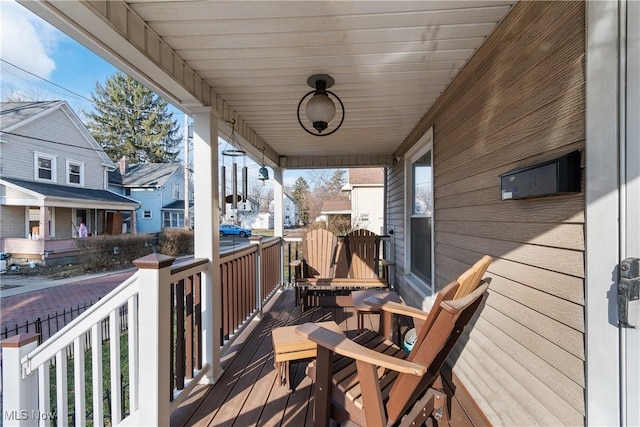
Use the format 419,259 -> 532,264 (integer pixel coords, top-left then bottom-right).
38,206 -> 49,239
130,209 -> 137,234
273,167 -> 284,238
192,107 -> 222,383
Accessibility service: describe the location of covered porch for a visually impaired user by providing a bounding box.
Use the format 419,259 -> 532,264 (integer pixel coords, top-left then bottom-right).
3,0 -> 639,426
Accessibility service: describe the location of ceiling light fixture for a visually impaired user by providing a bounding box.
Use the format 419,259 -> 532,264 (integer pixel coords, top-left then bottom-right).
297,74 -> 345,136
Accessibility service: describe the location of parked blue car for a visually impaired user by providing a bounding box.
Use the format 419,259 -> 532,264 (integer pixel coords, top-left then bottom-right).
219,224 -> 252,237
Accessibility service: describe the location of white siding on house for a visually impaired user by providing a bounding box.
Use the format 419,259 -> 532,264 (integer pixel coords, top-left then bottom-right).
3,107 -> 107,189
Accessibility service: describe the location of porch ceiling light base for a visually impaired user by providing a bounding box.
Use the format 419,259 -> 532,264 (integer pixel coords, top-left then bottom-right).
297,74 -> 345,136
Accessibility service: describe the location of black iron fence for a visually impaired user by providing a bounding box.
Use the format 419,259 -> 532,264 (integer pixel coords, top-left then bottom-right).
1,300 -> 129,345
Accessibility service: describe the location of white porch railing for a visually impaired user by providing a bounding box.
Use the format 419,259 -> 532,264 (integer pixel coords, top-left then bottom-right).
2,236 -> 284,427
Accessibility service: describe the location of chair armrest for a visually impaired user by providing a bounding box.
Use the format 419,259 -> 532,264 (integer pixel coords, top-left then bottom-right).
295,322 -> 426,376
363,297 -> 429,322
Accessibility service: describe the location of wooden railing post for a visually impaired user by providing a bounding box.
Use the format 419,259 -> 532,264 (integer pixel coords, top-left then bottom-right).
133,253 -> 174,426
249,236 -> 263,319
2,334 -> 40,426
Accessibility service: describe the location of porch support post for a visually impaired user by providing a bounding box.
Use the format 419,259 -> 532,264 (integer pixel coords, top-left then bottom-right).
273,168 -> 285,285
38,206 -> 48,239
192,107 -> 223,383
273,168 -> 284,238
133,253 -> 174,426
249,235 -> 263,319
130,209 -> 137,234
1,333 -> 39,426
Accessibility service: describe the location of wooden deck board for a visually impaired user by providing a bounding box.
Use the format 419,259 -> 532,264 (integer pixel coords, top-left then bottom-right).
172,288 -> 387,427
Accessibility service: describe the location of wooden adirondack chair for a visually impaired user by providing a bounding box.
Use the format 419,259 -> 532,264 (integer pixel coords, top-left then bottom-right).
292,229 -> 339,307
293,229 -> 389,310
342,229 -> 382,279
296,281 -> 489,427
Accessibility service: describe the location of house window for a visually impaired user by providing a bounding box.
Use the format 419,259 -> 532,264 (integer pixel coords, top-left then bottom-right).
405,127 -> 434,290
172,183 -> 180,199
143,211 -> 152,219
359,213 -> 370,222
34,153 -> 56,182
163,211 -> 184,228
66,160 -> 84,185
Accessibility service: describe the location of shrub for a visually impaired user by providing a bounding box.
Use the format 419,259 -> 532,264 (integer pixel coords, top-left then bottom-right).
158,229 -> 194,256
75,234 -> 153,271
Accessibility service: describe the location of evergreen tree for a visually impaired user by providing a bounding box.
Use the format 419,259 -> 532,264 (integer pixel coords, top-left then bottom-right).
85,72 -> 181,163
290,176 -> 311,225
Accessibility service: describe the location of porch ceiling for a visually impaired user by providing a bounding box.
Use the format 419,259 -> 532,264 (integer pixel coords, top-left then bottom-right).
19,1 -> 514,168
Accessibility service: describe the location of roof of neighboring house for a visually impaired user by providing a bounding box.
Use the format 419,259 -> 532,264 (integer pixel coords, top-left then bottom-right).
0,101 -> 63,130
320,199 -> 351,214
163,200 -> 194,210
0,101 -> 115,167
1,177 -> 139,206
348,168 -> 384,185
110,163 -> 181,187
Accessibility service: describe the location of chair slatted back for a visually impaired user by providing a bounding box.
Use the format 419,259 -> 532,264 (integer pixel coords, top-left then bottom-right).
385,282 -> 489,424
344,229 -> 381,279
302,229 -> 338,278
454,255 -> 492,299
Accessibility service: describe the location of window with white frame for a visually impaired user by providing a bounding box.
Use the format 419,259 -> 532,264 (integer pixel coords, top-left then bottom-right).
163,211 -> 184,228
66,160 -> 84,185
34,153 -> 56,182
143,210 -> 152,219
405,128 -> 434,290
172,183 -> 180,199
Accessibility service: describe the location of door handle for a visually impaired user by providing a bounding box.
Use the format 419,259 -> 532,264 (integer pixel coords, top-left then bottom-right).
618,257 -> 640,328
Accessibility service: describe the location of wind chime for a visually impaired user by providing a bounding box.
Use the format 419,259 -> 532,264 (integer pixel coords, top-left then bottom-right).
221,120 -> 247,216
257,147 -> 270,186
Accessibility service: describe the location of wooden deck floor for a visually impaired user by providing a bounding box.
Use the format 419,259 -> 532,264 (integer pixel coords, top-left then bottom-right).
171,288 -> 385,427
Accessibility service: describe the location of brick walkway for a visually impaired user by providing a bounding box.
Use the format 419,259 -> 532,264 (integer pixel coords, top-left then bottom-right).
1,271 -> 135,331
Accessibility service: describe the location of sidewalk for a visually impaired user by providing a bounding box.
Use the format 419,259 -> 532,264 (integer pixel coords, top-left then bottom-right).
0,255 -> 194,333
0,269 -> 135,331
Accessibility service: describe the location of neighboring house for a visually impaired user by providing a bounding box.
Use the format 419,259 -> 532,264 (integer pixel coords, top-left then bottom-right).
269,193 -> 299,228
343,168 -> 384,234
0,101 -> 139,265
319,199 -> 351,232
109,158 -> 193,234
220,196 -> 259,226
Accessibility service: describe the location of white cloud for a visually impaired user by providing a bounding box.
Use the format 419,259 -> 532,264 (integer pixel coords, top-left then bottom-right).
1,0 -> 57,79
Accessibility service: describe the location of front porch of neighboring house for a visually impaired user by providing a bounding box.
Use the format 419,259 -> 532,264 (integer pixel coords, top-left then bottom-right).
0,205 -> 136,266
0,180 -> 139,266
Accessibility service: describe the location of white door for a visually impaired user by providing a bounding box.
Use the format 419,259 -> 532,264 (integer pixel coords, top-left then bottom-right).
622,1 -> 639,424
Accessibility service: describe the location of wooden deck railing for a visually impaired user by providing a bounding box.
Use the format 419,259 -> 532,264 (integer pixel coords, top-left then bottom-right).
2,236 -> 284,427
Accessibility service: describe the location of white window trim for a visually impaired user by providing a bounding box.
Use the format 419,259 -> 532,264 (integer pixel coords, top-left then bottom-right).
403,126 -> 434,295
34,152 -> 57,183
143,210 -> 152,219
66,159 -> 85,186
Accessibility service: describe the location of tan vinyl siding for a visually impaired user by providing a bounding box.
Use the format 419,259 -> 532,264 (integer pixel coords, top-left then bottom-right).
0,205 -> 26,238
389,1 -> 585,425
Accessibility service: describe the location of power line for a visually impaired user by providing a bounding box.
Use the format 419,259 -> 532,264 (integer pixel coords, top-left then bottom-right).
1,58 -> 172,116
0,130 -> 110,153
1,58 -> 93,103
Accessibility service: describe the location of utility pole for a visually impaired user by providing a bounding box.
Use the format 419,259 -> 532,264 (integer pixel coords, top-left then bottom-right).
184,114 -> 191,229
